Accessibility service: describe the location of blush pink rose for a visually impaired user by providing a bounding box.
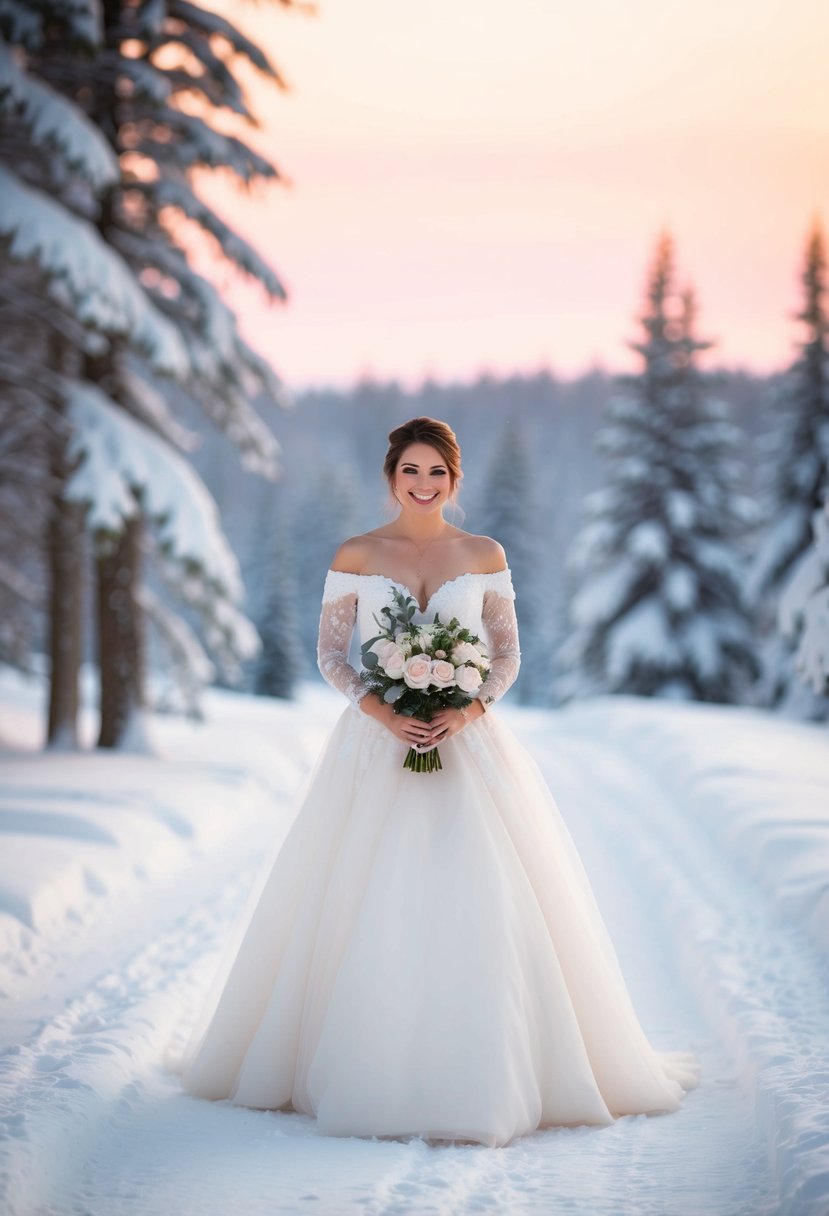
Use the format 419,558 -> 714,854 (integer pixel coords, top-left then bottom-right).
402,654 -> 433,689
430,659 -> 456,688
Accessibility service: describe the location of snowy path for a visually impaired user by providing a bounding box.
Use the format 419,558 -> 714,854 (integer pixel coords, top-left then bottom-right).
2,692 -> 828,1215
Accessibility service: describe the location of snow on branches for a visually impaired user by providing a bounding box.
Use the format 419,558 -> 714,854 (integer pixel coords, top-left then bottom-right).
0,40 -> 117,189
0,166 -> 189,375
63,378 -> 242,600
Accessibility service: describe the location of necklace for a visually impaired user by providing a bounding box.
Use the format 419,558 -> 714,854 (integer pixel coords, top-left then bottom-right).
399,524 -> 449,557
388,525 -> 451,607
408,531 -> 443,556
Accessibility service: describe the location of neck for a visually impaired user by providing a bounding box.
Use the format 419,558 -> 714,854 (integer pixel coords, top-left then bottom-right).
392,511 -> 449,544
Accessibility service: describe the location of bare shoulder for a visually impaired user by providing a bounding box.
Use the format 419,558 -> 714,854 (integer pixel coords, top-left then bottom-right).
465,534 -> 508,573
329,527 -> 411,573
329,534 -> 375,574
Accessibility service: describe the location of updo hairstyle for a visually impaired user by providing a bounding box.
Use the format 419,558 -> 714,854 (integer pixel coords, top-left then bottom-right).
383,417 -> 463,506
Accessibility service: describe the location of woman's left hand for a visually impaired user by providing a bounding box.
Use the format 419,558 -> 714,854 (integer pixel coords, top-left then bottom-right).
418,701 -> 484,750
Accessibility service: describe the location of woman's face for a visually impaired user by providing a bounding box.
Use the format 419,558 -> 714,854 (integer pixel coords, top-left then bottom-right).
393,442 -> 454,516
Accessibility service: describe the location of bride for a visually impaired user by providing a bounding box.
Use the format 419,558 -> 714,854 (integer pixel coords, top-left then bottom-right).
175,415 -> 701,1147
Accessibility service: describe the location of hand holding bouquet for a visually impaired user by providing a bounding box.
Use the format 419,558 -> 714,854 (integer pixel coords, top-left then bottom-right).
359,586 -> 490,773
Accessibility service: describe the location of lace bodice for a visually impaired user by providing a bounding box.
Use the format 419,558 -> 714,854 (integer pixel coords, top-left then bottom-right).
317,567 -> 521,710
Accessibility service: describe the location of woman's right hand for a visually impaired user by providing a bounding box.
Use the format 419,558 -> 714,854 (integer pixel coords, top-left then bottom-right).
359,695 -> 435,751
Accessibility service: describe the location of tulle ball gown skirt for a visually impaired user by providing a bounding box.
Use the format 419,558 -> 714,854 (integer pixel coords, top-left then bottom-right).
175,706 -> 700,1148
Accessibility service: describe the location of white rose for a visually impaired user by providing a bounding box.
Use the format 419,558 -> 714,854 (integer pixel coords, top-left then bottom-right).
430,659 -> 456,688
402,654 -> 433,689
453,641 -> 483,665
383,646 -> 407,680
456,664 -> 483,693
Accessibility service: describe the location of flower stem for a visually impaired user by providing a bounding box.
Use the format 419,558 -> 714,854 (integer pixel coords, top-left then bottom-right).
403,745 -> 443,773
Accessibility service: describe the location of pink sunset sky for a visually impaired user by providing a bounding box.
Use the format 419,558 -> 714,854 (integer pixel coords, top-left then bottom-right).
194,0 -> 829,391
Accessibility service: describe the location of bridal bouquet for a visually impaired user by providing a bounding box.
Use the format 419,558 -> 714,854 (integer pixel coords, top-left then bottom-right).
359,585 -> 490,773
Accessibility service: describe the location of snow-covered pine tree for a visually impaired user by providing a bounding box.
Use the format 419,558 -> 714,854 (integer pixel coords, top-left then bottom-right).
777,483 -> 829,707
750,220 -> 829,718
558,231 -> 758,702
1,0 -> 306,747
474,420 -> 552,705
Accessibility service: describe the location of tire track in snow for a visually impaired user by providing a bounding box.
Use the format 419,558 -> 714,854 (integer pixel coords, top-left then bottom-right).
0,844 -> 264,1216
527,715 -> 829,1216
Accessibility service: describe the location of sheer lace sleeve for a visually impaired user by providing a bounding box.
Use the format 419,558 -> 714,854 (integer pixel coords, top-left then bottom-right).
476,569 -> 521,708
317,570 -> 371,709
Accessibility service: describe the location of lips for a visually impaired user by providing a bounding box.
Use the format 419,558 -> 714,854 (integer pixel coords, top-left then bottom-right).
410,492 -> 438,503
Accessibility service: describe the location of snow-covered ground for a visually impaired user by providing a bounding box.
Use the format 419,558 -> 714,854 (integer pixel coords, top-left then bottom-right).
1,667 -> 828,1216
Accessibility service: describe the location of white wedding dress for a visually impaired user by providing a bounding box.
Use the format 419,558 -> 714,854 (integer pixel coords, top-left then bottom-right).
176,566 -> 700,1147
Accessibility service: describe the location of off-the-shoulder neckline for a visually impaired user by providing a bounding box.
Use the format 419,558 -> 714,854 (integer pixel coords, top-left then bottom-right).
324,567 -> 512,615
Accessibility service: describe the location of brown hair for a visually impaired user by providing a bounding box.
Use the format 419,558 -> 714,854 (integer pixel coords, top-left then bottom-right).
383,417 -> 463,502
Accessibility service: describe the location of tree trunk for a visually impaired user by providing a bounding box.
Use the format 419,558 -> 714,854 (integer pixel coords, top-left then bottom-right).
85,2 -> 147,750
96,513 -> 146,748
46,330 -> 85,750
46,454 -> 85,749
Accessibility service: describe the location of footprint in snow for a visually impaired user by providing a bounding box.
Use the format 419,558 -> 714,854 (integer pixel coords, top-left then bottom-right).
34,1054 -> 71,1072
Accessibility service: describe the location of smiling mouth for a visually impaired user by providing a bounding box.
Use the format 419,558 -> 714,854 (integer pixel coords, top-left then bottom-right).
410,492 -> 438,503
